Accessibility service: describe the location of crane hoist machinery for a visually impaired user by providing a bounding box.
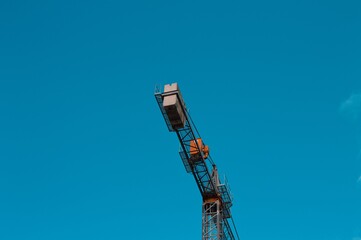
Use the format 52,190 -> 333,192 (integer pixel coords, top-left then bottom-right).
155,83 -> 240,240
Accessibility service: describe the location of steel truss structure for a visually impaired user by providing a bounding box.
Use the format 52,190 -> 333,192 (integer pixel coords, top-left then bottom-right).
155,84 -> 239,240
203,199 -> 223,240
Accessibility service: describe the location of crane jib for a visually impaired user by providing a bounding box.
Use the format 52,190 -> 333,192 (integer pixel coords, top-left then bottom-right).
155,83 -> 239,240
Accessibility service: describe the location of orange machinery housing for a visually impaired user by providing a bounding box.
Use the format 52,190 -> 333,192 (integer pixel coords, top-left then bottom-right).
190,138 -> 209,159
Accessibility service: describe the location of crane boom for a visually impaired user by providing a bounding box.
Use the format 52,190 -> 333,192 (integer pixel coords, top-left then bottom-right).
155,83 -> 239,240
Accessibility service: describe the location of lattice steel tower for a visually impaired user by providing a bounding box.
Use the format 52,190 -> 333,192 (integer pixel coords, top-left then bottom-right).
155,83 -> 239,240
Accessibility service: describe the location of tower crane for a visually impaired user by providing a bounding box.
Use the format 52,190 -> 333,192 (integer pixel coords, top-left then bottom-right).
155,83 -> 240,240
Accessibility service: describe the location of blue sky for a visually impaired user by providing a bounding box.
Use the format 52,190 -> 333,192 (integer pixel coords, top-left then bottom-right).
0,0 -> 360,239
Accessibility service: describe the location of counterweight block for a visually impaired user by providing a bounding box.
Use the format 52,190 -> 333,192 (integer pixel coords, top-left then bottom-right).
162,83 -> 186,130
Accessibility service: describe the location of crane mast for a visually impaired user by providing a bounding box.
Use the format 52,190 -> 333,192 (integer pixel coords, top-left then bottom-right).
155,83 -> 238,240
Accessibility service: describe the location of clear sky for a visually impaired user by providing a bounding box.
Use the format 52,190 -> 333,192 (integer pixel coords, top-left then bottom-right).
0,0 -> 360,240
